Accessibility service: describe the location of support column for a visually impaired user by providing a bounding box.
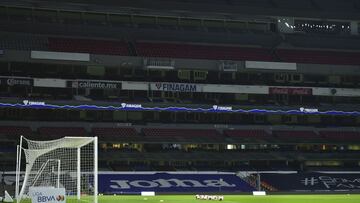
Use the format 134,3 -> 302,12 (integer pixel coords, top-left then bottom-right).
77,147 -> 81,200
94,137 -> 98,203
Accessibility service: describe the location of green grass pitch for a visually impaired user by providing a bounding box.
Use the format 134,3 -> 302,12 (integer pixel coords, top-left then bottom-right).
97,194 -> 360,203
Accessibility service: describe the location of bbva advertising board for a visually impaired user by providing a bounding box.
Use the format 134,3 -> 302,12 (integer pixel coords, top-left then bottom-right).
29,187 -> 66,203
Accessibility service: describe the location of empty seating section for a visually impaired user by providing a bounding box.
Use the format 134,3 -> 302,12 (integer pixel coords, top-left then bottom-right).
272,0 -> 313,9
48,38 -> 129,55
137,42 -> 360,65
3,33 -> 360,65
0,34 -> 48,50
0,125 -> 358,141
136,42 -> 274,61
231,0 -> 273,7
273,130 -> 319,139
224,129 -> 268,137
44,39 -> 360,65
38,127 -> 87,138
319,131 -> 360,141
92,127 -> 137,141
313,0 -> 356,11
0,126 -> 32,139
277,49 -> 360,65
142,128 -> 219,137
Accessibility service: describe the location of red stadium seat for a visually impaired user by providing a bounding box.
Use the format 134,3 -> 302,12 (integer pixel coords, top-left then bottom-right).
319,131 -> 360,141
48,38 -> 130,56
277,49 -> 360,65
48,38 -> 360,65
92,127 -> 138,141
224,129 -> 269,138
142,128 -> 219,137
273,130 -> 319,139
136,42 -> 274,61
0,126 -> 32,139
38,127 -> 87,139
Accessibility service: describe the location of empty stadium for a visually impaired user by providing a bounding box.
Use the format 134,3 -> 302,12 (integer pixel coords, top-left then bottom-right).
0,0 -> 360,203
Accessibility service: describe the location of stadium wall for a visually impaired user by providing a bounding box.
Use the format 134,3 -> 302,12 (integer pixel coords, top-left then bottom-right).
2,171 -> 360,195
0,171 -> 254,195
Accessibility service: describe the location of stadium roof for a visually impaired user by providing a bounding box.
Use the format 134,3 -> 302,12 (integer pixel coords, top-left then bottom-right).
3,0 -> 360,20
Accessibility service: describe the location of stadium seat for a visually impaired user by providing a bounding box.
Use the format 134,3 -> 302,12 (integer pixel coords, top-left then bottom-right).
223,129 -> 271,143
48,38 -> 130,56
0,126 -> 33,140
273,130 -> 321,141
92,127 -> 138,141
142,128 -> 219,137
224,129 -> 269,138
319,131 -> 360,141
277,49 -> 360,65
0,33 -> 48,51
136,42 -> 274,61
142,128 -> 223,143
38,127 -> 87,139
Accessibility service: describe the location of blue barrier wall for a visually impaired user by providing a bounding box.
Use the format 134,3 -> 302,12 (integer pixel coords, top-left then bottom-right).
98,172 -> 254,194
261,172 -> 360,191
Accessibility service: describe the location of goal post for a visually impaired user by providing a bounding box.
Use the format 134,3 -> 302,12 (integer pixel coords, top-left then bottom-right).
16,136 -> 98,203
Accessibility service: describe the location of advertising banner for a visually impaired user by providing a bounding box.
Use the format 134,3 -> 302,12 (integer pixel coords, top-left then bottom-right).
98,172 -> 254,194
269,87 -> 313,95
68,80 -> 121,89
31,51 -> 90,62
0,77 -> 33,87
261,172 -> 360,191
29,187 -> 66,203
150,82 -> 201,92
0,172 -> 253,194
2,172 -> 360,194
246,61 -> 297,70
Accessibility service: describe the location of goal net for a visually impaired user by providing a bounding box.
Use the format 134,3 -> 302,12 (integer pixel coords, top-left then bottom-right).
15,136 -> 98,203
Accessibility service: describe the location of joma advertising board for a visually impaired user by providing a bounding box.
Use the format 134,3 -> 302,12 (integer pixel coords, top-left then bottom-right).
98,172 -> 254,193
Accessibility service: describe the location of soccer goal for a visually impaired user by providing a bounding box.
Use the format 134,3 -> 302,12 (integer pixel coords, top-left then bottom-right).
15,136 -> 98,203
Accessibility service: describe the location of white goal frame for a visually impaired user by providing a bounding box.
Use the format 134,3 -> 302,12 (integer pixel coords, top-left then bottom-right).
15,136 -> 98,203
